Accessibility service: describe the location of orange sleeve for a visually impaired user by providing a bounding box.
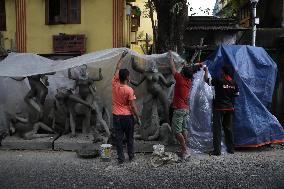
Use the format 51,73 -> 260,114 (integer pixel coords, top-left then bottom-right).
128,88 -> 136,101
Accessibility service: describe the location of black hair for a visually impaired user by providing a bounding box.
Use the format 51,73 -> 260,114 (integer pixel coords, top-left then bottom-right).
181,66 -> 194,79
221,65 -> 233,76
119,68 -> 130,82
181,64 -> 201,79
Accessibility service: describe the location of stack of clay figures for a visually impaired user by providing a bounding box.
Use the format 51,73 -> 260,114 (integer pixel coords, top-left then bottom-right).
7,65 -> 111,143
6,57 -> 176,145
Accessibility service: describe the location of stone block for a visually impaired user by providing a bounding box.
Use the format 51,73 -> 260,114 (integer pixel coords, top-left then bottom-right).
0,135 -> 57,150
54,134 -> 100,151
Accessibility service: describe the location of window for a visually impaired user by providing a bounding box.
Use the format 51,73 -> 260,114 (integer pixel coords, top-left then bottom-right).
45,0 -> 81,25
0,0 -> 6,31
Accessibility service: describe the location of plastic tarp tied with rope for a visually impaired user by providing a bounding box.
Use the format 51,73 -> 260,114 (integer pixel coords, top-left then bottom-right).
1,46 -> 281,151
204,45 -> 284,147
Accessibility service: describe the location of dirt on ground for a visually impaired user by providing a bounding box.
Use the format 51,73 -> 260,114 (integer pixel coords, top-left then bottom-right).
0,144 -> 283,189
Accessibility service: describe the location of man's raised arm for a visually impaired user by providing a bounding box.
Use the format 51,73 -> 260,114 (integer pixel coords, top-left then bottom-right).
203,66 -> 209,83
114,50 -> 128,76
168,50 -> 177,75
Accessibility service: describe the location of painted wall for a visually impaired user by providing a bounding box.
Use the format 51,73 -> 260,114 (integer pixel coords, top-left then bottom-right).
133,0 -> 156,38
131,0 -> 157,54
3,0 -> 16,51
123,2 -> 131,47
4,0 -> 113,54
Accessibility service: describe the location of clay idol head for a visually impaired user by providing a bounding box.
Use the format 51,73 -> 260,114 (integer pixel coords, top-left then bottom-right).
78,64 -> 88,79
146,60 -> 158,73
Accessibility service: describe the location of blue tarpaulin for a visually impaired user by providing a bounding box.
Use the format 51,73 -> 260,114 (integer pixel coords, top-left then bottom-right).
205,45 -> 284,147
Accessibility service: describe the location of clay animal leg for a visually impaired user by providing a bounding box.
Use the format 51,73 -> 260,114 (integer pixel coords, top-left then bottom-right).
33,122 -> 53,133
147,128 -> 159,141
102,107 -> 111,130
64,116 -> 70,134
141,94 -> 154,127
24,122 -> 53,140
92,102 -> 111,137
157,91 -> 170,124
69,110 -> 76,137
25,89 -> 41,113
37,85 -> 48,106
81,95 -> 93,134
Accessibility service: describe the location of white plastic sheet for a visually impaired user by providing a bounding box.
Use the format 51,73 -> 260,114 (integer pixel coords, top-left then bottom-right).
187,71 -> 214,153
0,48 -> 184,133
0,48 -> 220,153
187,70 -> 227,154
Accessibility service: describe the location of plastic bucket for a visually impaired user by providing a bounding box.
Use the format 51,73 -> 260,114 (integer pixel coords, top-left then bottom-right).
100,144 -> 112,161
153,144 -> 165,156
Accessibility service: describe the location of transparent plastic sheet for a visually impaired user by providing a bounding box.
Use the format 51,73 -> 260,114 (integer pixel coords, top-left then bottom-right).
0,48 -> 184,133
187,70 -> 227,154
187,70 -> 214,153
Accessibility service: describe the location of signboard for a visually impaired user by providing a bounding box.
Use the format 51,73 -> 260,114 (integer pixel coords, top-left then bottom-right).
53,34 -> 86,54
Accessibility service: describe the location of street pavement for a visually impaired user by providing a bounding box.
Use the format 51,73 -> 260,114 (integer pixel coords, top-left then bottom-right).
0,144 -> 283,189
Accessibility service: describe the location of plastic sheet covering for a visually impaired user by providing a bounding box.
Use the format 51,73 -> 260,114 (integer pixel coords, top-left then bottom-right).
0,48 -> 185,133
187,70 -> 214,153
187,70 -> 230,153
205,45 -> 284,147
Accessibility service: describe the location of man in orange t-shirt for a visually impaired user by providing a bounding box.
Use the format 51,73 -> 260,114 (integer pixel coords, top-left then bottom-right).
112,51 -> 140,164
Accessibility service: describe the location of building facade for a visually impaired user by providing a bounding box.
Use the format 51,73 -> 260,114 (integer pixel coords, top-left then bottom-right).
129,0 -> 156,54
215,0 -> 284,28
183,16 -> 247,63
0,0 -> 142,56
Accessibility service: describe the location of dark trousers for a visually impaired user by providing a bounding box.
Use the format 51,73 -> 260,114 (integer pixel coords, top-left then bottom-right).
212,110 -> 234,154
113,114 -> 134,162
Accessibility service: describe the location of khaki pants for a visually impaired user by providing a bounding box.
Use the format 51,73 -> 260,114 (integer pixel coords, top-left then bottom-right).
172,109 -> 189,134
